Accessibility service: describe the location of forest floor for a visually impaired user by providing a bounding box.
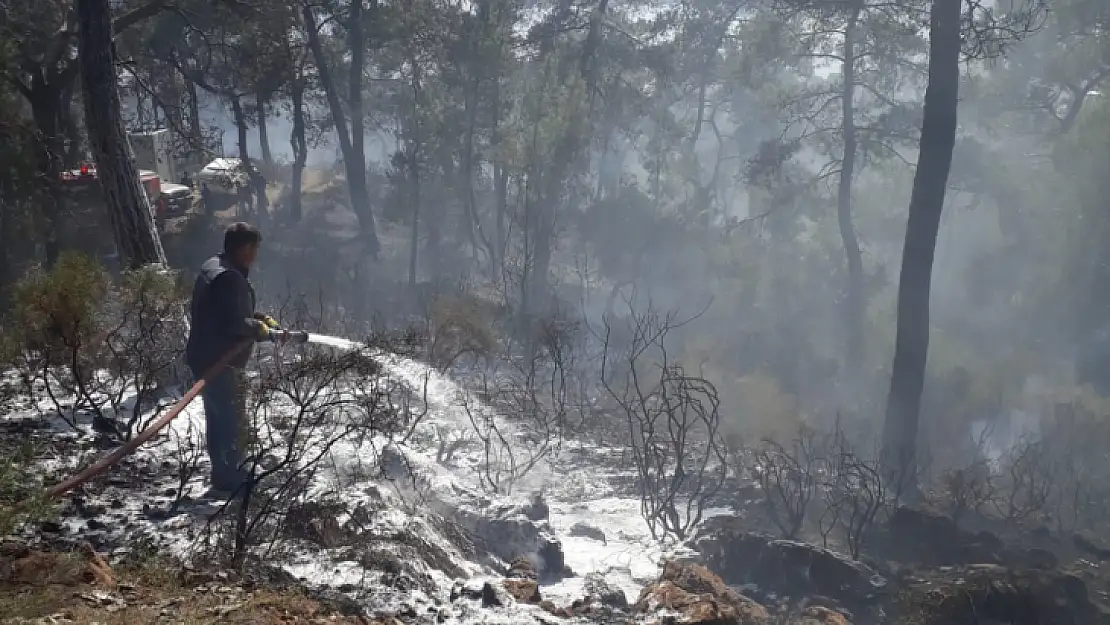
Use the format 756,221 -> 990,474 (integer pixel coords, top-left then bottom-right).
0,542 -> 378,624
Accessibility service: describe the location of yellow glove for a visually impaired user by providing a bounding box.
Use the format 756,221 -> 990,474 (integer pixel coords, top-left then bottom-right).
256,322 -> 271,341
257,314 -> 281,330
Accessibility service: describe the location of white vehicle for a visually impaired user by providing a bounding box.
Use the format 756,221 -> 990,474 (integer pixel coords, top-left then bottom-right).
195,157 -> 251,195
156,182 -> 193,217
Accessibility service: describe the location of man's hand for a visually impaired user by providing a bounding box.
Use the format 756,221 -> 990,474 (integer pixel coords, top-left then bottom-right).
255,313 -> 281,331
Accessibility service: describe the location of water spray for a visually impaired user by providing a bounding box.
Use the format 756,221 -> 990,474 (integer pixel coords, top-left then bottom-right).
305,333 -> 362,350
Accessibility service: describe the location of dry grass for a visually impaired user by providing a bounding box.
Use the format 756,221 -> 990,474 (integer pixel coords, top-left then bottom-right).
0,545 -> 390,625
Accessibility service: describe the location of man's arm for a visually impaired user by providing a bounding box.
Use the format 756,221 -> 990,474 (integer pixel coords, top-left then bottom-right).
211,272 -> 265,340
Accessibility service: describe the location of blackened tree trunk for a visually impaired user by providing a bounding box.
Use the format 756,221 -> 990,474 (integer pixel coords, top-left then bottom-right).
838,3 -> 865,386
491,63 -> 508,280
290,76 -> 307,223
302,1 -> 381,257
256,91 -> 274,166
29,86 -> 66,266
880,0 -> 961,495
230,97 -> 269,224
187,77 -> 202,164
407,149 -> 421,288
77,0 -> 166,269
232,97 -> 250,167
60,79 -> 84,168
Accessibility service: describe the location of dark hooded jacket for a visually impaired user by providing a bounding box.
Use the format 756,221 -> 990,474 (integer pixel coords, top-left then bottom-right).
185,254 -> 264,373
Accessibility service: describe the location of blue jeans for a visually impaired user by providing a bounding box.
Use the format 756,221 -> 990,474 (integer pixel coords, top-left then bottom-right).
200,369 -> 248,491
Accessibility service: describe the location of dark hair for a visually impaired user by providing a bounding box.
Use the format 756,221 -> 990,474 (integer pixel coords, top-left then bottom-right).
223,222 -> 262,254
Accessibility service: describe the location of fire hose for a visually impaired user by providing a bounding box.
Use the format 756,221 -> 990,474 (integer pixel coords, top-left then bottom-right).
46,330 -> 309,499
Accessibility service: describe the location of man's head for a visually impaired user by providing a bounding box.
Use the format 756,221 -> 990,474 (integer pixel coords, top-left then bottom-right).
223,222 -> 262,269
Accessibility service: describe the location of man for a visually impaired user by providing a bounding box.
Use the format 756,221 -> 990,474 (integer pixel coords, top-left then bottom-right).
185,222 -> 287,498
235,181 -> 252,217
199,183 -> 212,215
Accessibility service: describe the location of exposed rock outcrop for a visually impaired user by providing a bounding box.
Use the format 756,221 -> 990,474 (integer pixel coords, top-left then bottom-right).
569,522 -> 608,544
899,564 -> 1107,625
634,561 -> 771,625
797,606 -> 852,625
690,515 -> 886,609
502,578 -> 541,603
884,506 -> 1003,566
501,556 -> 541,604
1074,530 -> 1110,561
380,444 -> 568,580
585,572 -> 629,610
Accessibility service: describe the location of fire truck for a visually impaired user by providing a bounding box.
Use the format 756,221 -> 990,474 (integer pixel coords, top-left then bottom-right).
57,163 -> 193,261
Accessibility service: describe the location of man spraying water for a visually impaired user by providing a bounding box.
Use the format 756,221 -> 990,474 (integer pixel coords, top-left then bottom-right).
43,224 -> 346,500
185,222 -> 296,499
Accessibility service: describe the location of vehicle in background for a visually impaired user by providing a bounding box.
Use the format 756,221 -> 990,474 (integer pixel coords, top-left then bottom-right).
195,157 -> 251,196
59,164 -> 163,211
156,182 -> 193,218
130,129 -> 177,184
59,162 -> 196,231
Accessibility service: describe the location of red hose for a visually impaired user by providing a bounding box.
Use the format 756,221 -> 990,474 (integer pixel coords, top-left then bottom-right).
46,339 -> 251,499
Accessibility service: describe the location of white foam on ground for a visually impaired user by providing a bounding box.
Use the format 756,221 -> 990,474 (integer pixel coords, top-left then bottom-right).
15,337 -> 672,622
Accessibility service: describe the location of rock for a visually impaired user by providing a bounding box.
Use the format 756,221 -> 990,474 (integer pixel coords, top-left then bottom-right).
284,501 -> 350,548
1074,531 -> 1110,561
447,495 -> 566,579
507,556 -> 537,580
379,446 -> 414,482
691,515 -> 885,609
634,561 -> 771,625
568,522 -> 607,544
884,506 -> 1002,566
522,492 -> 549,522
1000,546 -> 1059,570
450,580 -> 504,608
585,572 -> 629,609
900,565 -> 1101,625
538,574 -> 629,621
480,581 -> 502,608
502,578 -> 541,603
798,606 -> 852,624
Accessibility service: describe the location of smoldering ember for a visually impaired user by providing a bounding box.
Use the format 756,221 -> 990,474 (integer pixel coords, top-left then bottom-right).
2,0 -> 1110,624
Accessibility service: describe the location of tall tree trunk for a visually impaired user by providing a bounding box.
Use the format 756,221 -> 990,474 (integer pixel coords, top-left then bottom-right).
61,79 -> 84,168
302,1 -> 381,256
408,149 -> 421,288
256,91 -> 273,166
77,0 -> 166,268
231,97 -> 269,223
880,0 -> 961,496
408,58 -> 438,282
521,0 -> 599,326
232,98 -> 250,166
230,97 -> 252,216
187,77 -> 202,166
463,73 -> 491,269
838,4 -> 865,392
290,77 -> 307,223
29,85 -> 66,266
347,0 -> 378,256
491,66 -> 508,281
